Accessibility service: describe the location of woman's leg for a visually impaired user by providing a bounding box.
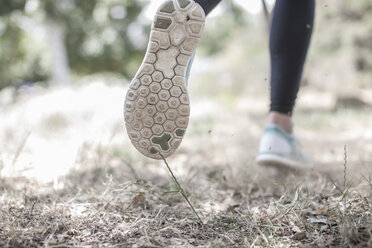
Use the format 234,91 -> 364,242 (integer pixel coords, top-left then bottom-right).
257,0 -> 315,168
269,0 -> 315,133
194,0 -> 221,15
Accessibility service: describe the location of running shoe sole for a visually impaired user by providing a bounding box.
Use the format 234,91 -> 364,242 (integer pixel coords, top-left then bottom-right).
124,0 -> 205,159
256,154 -> 311,170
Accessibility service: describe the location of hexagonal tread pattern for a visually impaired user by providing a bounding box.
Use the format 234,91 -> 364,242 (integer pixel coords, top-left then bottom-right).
178,0 -> 191,8
124,0 -> 205,159
159,1 -> 176,14
154,17 -> 172,29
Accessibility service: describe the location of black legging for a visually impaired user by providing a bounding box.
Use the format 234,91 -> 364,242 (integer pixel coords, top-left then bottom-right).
194,0 -> 315,115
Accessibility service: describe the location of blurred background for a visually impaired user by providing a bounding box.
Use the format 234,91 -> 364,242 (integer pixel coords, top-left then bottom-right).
0,0 -> 372,185
1,2 -> 371,246
1,0 -> 371,91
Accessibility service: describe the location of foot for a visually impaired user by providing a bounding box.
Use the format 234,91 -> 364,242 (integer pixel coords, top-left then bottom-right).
256,125 -> 312,169
124,0 -> 205,159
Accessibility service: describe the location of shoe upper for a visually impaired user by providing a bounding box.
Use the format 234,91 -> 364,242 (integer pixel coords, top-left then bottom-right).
185,52 -> 195,86
258,124 -> 311,166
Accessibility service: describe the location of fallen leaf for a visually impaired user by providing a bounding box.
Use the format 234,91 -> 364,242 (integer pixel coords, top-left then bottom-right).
325,235 -> 334,245
132,194 -> 145,207
293,232 -> 306,240
328,211 -> 338,217
316,205 -> 329,214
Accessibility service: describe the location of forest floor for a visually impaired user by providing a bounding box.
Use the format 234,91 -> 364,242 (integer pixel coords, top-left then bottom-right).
0,77 -> 371,247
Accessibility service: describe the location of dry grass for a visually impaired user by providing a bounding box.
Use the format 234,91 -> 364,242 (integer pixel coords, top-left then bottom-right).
0,158 -> 371,247
1,100 -> 372,247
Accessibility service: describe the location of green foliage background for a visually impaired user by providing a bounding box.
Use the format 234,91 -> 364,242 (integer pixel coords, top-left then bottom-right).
0,0 -> 371,90
0,0 -> 145,89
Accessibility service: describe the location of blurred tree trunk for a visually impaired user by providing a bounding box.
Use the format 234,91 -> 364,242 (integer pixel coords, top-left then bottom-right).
47,20 -> 70,85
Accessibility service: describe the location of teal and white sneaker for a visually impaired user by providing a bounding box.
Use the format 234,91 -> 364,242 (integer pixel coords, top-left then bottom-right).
124,0 -> 205,159
256,125 -> 312,169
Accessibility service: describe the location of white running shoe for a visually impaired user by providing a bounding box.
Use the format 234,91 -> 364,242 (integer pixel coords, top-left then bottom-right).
256,125 -> 312,169
124,0 -> 205,159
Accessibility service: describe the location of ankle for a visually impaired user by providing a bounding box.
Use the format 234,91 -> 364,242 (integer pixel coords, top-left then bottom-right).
268,112 -> 293,134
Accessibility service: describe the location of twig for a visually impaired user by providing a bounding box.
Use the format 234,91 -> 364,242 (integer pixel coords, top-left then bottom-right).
343,144 -> 348,189
327,145 -> 350,198
341,144 -> 349,201
12,131 -> 31,166
255,226 -> 269,245
328,175 -> 343,195
361,175 -> 372,191
156,150 -> 203,224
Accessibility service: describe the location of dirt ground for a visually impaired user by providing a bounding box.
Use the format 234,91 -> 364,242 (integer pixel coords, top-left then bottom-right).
0,76 -> 371,247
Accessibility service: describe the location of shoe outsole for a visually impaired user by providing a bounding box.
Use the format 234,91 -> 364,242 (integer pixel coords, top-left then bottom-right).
124,0 -> 205,159
256,153 -> 312,170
